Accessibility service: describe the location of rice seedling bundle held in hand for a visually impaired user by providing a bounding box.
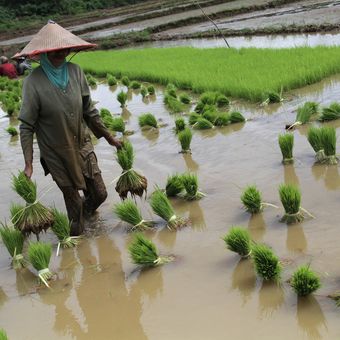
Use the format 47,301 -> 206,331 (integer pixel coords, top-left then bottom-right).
0,223 -> 26,269
278,133 -> 294,164
28,242 -> 53,287
139,113 -> 158,129
114,199 -> 153,231
115,141 -> 147,200
320,126 -> 337,165
222,226 -> 252,258
11,171 -> 53,238
180,173 -> 205,200
150,189 -> 187,230
290,265 -> 321,296
165,174 -> 184,197
129,233 -> 173,267
178,127 -> 192,153
252,244 -> 281,282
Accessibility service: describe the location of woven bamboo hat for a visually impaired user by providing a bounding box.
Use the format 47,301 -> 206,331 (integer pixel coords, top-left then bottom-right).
13,20 -> 96,59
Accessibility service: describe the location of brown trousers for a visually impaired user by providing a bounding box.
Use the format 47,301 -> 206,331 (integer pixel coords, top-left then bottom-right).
58,173 -> 108,236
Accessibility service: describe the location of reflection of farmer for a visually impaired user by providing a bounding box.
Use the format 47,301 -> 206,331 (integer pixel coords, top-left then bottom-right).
15,21 -> 122,236
0,55 -> 17,79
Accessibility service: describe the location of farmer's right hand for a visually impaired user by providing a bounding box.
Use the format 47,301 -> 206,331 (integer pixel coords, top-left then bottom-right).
24,163 -> 33,178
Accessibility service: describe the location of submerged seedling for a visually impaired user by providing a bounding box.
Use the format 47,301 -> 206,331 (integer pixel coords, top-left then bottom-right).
291,265 -> 321,297
222,226 -> 252,258
278,133 -> 294,164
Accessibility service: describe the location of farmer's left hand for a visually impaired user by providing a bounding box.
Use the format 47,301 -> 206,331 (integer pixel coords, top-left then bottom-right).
106,135 -> 122,150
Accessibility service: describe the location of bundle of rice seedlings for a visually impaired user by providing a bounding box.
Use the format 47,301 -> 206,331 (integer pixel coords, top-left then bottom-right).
278,133 -> 294,164
121,76 -> 130,87
140,86 -> 148,98
179,93 -> 191,104
107,75 -> 117,86
320,126 -> 337,165
193,117 -> 214,130
6,126 -> 18,136
307,126 -> 325,162
252,244 -> 281,282
178,127 -> 192,153
319,102 -> 340,122
165,174 -> 184,197
51,209 -> 79,255
111,117 -> 126,134
216,94 -> 229,107
147,85 -> 155,95
139,113 -> 158,129
199,91 -> 217,105
230,111 -> 246,123
214,112 -> 230,127
166,83 -> 177,98
241,185 -> 262,214
129,233 -> 173,267
188,112 -> 200,125
289,101 -> 318,128
150,189 -> 186,230
100,108 -> 111,119
28,242 -> 53,287
174,117 -> 186,133
117,91 -> 128,108
86,74 -> 96,86
222,226 -> 252,258
114,199 -> 153,231
0,224 -> 26,269
279,183 -> 306,224
262,91 -> 283,105
0,329 -> 8,340
11,172 -> 53,238
115,141 -> 147,199
129,80 -> 141,89
180,173 -> 205,200
291,265 -> 321,296
164,94 -> 185,113
202,109 -> 218,124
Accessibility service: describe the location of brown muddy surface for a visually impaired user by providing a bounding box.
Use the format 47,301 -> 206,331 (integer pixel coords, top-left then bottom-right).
2,75 -> 340,338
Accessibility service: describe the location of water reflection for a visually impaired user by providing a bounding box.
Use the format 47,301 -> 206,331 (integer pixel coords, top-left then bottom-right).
0,287 -> 7,307
286,224 -> 307,253
231,259 -> 256,305
247,213 -> 266,242
297,296 -> 327,340
311,164 -> 340,190
141,128 -> 159,144
258,281 -> 285,318
283,164 -> 300,186
182,153 -> 199,172
172,200 -> 206,231
156,226 -> 177,249
121,108 -> 132,121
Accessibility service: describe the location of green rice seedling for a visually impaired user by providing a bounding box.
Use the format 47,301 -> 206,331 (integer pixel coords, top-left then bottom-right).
114,199 -> 153,231
174,117 -> 186,133
86,74 -> 97,86
188,112 -> 200,125
230,111 -> 246,123
178,127 -> 192,153
202,109 -> 218,124
139,113 -> 158,129
179,93 -> 191,104
5,101 -> 15,116
199,91 -> 218,105
164,94 -> 185,113
117,90 -> 128,108
51,209 -> 79,254
28,242 -> 53,287
262,90 -> 283,105
193,117 -> 214,130
307,126 -> 325,162
290,265 -> 321,297
0,223 -> 26,269
320,126 -> 337,164
107,75 -> 117,86
180,173 -> 205,200
140,86 -> 148,98
6,126 -> 18,136
251,244 -> 281,282
222,226 -> 252,258
147,85 -> 155,95
130,80 -> 141,89
166,83 -> 177,98
111,117 -> 126,134
278,133 -> 294,164
129,233 -> 173,267
214,112 -> 230,127
11,172 -> 53,238
194,101 -> 206,114
100,108 -> 111,119
319,102 -> 340,121
290,101 -> 318,128
241,185 -> 262,214
121,76 -> 130,87
216,94 -> 229,107
150,189 -> 187,230
279,183 -> 305,224
165,174 -> 184,197
115,141 -> 147,200
0,329 -> 8,340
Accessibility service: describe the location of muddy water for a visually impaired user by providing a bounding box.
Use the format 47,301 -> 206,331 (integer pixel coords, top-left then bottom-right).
2,76 -> 340,339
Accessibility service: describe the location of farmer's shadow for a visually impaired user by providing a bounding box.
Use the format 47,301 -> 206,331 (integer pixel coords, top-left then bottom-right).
297,295 -> 327,340
258,281 -> 285,318
247,213 -> 267,242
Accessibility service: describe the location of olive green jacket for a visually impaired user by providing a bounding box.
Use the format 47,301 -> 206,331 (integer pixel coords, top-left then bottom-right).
19,63 -> 109,189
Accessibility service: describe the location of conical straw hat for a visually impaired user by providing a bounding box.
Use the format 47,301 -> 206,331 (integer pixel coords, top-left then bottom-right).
13,21 -> 96,59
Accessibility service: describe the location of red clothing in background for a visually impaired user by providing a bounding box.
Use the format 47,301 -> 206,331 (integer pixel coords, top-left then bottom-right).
0,63 -> 17,79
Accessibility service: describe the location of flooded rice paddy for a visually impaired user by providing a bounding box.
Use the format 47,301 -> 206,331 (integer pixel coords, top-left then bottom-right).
2,75 -> 340,339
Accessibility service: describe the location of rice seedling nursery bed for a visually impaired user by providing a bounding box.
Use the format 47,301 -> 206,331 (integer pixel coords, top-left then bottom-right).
2,46 -> 340,339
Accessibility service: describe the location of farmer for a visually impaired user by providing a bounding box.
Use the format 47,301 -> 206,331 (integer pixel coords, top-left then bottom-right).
0,55 -> 18,79
15,21 -> 122,236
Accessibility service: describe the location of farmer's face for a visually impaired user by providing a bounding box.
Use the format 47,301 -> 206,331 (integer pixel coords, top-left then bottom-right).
47,49 -> 70,67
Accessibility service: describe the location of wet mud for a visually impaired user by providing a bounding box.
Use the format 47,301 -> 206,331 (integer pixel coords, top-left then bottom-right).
2,72 -> 340,338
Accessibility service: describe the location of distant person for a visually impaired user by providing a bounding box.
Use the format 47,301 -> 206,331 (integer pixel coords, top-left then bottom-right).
15,57 -> 31,75
0,56 -> 18,79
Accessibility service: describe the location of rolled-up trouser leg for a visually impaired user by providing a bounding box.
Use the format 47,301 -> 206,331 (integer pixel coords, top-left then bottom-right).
59,186 -> 84,236
83,173 -> 108,214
